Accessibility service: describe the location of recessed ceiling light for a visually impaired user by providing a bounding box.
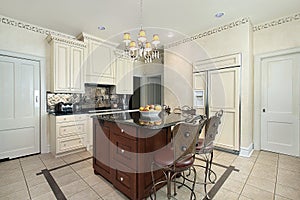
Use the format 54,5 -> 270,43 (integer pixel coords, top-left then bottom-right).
98,26 -> 106,30
215,12 -> 225,18
167,32 -> 174,38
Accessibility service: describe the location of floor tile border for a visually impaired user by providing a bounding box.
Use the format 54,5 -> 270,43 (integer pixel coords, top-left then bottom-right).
42,169 -> 67,200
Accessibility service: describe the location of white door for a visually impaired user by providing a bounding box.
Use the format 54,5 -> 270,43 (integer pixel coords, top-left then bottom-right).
261,53 -> 300,156
208,67 -> 240,151
0,55 -> 40,159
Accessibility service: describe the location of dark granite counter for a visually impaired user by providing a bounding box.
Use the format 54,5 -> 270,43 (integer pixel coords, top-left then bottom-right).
92,111 -> 198,129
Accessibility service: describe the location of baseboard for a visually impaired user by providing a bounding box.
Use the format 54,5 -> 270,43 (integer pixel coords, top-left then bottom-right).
41,145 -> 50,154
239,143 -> 254,157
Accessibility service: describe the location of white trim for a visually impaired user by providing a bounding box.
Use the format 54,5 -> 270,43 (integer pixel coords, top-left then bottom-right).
193,53 -> 241,72
253,47 -> 300,151
77,32 -> 118,47
239,143 -> 254,157
0,49 -> 49,154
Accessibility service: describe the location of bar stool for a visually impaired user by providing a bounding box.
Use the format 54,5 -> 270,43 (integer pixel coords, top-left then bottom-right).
150,117 -> 202,200
195,110 -> 223,199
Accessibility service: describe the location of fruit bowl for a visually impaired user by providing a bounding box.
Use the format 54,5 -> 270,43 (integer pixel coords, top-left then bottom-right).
139,110 -> 161,118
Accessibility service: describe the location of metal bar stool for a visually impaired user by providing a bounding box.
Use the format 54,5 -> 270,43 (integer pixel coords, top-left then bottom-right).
150,117 -> 203,200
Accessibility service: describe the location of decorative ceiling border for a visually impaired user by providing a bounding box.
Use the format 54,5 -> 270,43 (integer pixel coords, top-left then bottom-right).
253,13 -> 300,32
164,17 -> 250,49
0,15 -> 76,40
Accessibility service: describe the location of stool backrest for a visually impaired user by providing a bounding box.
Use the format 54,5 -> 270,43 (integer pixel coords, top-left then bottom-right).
172,120 -> 202,162
203,110 -> 223,149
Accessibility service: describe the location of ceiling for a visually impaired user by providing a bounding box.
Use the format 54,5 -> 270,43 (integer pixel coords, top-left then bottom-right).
0,0 -> 299,45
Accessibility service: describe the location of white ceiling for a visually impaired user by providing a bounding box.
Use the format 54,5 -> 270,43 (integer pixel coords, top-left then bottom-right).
0,0 -> 300,45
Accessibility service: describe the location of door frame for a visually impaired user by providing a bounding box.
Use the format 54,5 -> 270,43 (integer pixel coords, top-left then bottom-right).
253,47 -> 300,153
0,49 -> 47,154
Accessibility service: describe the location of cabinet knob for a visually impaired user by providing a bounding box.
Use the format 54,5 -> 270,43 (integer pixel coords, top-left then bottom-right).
64,129 -> 66,132
121,149 -> 125,153
120,177 -> 124,182
63,144 -> 66,147
79,140 -> 81,143
121,129 -> 124,133
64,118 -> 66,120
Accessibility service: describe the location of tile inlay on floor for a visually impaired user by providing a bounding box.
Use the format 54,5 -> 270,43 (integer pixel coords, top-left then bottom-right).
0,150 -> 300,200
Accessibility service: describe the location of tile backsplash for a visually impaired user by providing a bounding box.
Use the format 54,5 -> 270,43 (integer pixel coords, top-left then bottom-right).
47,84 -> 132,113
47,93 -> 81,112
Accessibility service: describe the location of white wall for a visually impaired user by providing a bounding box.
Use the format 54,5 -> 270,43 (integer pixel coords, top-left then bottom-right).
164,19 -> 254,150
253,18 -> 300,55
164,51 -> 193,109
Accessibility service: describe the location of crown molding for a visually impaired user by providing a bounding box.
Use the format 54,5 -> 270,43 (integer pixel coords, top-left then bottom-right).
77,32 -> 118,47
253,12 -> 300,32
46,34 -> 86,48
164,17 -> 250,49
0,15 -> 76,40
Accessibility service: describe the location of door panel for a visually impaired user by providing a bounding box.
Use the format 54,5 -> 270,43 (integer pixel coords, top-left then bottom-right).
70,46 -> 84,92
55,43 -> 70,90
0,60 -> 14,120
261,54 -> 299,156
0,55 -> 40,159
208,67 -> 240,151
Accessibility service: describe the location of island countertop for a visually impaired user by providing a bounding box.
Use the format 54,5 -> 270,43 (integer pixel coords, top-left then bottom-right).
91,111 -> 197,129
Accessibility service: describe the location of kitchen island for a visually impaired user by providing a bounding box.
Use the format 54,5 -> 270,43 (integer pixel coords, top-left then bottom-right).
92,111 -> 196,200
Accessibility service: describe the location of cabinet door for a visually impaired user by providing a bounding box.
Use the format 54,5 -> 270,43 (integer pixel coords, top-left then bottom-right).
208,67 -> 240,151
54,42 -> 70,92
86,40 -> 115,84
193,72 -> 206,90
116,58 -> 133,94
70,46 -> 84,92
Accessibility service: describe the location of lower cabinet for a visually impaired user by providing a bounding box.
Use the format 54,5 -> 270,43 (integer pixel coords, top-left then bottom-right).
93,119 -> 171,200
50,114 -> 87,156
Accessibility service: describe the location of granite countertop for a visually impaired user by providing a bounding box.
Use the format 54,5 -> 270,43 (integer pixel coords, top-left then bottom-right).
93,111 -> 199,129
48,109 -> 139,116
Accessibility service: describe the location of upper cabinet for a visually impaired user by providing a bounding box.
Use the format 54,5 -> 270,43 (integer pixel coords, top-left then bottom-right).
47,35 -> 86,93
77,33 -> 117,85
115,55 -> 134,94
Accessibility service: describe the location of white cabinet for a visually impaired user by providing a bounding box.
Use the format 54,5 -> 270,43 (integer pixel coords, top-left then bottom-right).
50,114 -> 88,156
115,57 -> 133,94
47,35 -> 86,93
77,33 -> 116,85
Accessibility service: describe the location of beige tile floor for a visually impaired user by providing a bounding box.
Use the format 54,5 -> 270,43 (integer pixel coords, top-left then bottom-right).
0,150 -> 299,200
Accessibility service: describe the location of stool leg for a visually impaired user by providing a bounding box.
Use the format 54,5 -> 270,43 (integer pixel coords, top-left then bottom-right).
208,151 -> 214,183
173,172 -> 177,196
204,157 -> 210,199
150,162 -> 157,200
167,171 -> 172,199
190,166 -> 197,200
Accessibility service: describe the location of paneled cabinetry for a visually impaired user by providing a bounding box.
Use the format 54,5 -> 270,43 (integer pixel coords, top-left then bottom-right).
77,33 -> 117,85
193,53 -> 241,152
115,57 -> 134,94
50,114 -> 87,156
47,35 -> 86,93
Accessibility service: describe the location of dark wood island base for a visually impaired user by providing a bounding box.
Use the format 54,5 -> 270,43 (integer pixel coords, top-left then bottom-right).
93,119 -> 172,200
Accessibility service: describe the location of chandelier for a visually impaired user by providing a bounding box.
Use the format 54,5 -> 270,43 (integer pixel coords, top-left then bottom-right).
122,0 -> 160,63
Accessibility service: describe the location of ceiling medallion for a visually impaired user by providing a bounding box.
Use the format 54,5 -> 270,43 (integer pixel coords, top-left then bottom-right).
122,0 -> 160,63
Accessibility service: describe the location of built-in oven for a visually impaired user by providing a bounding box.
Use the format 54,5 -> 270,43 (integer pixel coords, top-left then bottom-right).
193,90 -> 204,108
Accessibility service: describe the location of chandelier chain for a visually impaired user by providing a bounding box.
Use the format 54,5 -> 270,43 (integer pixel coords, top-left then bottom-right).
140,0 -> 143,29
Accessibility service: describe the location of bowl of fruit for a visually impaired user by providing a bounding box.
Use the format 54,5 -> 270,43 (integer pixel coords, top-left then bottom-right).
139,104 -> 162,118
